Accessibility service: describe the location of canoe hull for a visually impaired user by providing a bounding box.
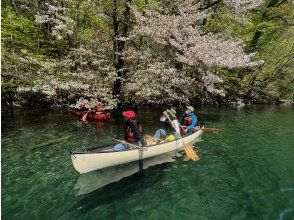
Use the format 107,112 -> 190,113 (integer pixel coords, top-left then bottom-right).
71,130 -> 203,174
71,109 -> 110,120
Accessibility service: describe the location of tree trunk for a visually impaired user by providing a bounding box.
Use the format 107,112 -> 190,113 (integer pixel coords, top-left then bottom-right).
112,0 -> 132,105
112,0 -> 120,98
249,29 -> 263,50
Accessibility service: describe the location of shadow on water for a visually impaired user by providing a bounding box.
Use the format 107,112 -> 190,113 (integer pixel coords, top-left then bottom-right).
73,154 -> 176,213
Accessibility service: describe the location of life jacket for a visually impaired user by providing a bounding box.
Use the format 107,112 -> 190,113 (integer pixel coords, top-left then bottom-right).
125,121 -> 142,142
183,116 -> 192,126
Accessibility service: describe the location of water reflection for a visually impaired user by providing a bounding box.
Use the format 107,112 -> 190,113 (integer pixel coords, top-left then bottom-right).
75,119 -> 105,129
74,153 -> 175,196
75,120 -> 87,128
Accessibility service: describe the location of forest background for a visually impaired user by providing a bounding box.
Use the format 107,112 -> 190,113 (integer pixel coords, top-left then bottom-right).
2,0 -> 293,109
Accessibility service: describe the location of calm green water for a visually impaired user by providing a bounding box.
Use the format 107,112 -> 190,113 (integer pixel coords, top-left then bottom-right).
1,105 -> 294,220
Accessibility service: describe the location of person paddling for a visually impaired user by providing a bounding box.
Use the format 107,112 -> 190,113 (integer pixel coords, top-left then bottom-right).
151,108 -> 180,145
113,110 -> 147,151
180,106 -> 197,135
82,104 -> 106,122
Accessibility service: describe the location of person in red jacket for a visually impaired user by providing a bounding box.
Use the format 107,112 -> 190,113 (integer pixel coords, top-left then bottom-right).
113,110 -> 147,151
180,106 -> 197,135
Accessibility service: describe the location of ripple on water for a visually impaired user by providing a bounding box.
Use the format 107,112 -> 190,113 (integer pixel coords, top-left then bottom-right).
1,106 -> 294,219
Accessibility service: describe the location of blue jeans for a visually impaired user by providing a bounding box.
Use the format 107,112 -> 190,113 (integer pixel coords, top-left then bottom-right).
113,143 -> 128,151
153,129 -> 167,140
113,141 -> 142,151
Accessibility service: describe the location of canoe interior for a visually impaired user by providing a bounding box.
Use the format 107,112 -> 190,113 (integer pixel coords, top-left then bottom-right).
70,143 -> 116,154
70,132 -> 200,155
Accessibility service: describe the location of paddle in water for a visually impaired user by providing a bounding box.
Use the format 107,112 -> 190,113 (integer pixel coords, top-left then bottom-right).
200,128 -> 220,134
163,112 -> 199,161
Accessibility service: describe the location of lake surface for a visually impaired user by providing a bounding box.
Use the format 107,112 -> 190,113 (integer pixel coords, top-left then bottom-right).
1,105 -> 294,220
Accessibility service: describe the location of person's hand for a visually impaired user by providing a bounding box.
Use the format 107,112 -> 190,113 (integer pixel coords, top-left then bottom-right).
143,147 -> 148,151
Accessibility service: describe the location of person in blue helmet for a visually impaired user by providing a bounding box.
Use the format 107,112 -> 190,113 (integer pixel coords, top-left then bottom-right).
179,106 -> 197,136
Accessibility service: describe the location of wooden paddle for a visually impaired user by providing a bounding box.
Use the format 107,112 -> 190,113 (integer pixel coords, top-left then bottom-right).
82,111 -> 88,121
163,112 -> 199,161
200,128 -> 220,134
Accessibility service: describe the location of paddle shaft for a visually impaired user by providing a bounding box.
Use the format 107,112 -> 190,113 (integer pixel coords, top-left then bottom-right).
163,112 -> 199,161
200,128 -> 220,134
163,112 -> 181,138
163,113 -> 189,145
82,112 -> 88,121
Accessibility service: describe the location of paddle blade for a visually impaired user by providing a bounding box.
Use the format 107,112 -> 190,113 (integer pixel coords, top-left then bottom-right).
182,140 -> 200,161
201,128 -> 220,134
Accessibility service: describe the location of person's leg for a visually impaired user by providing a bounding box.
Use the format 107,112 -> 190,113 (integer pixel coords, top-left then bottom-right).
153,129 -> 167,141
151,129 -> 167,145
113,143 -> 127,151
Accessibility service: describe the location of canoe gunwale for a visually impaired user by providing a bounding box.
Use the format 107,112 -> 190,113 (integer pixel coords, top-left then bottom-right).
70,131 -> 202,155
71,130 -> 203,173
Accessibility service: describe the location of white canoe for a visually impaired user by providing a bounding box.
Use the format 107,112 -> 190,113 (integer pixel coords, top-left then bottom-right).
70,130 -> 204,174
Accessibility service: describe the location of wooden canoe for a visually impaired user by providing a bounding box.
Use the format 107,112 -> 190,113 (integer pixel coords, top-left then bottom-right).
70,130 -> 203,174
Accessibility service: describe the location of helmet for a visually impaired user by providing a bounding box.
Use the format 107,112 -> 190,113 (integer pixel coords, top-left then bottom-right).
186,106 -> 194,114
122,110 -> 136,119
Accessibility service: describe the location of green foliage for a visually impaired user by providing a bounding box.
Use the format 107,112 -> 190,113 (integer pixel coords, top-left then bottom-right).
2,7 -> 43,54
202,0 -> 294,102
1,0 -> 293,108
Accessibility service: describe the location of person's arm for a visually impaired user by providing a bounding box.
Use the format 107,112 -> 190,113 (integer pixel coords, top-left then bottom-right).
171,119 -> 180,134
179,114 -> 185,125
131,121 -> 147,146
124,121 -> 130,141
187,114 -> 197,131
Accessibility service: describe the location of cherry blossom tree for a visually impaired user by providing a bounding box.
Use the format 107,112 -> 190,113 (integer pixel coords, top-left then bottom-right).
120,0 -> 264,104
16,45 -> 118,109
35,2 -> 74,40
4,0 -> 278,109
223,0 -> 264,14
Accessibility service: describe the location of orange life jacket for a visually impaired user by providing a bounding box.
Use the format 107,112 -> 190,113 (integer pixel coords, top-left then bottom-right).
126,123 -> 143,142
183,117 -> 192,126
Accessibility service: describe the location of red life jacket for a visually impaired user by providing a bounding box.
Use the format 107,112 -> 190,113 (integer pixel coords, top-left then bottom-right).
126,122 -> 143,142
183,117 -> 192,126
